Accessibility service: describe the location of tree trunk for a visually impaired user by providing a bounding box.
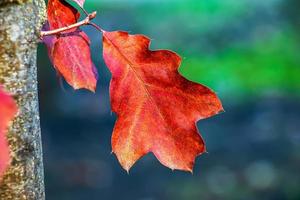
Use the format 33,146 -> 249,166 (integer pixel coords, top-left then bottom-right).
0,0 -> 46,199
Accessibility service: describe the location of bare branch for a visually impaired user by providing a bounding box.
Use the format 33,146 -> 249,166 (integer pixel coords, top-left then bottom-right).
40,11 -> 97,37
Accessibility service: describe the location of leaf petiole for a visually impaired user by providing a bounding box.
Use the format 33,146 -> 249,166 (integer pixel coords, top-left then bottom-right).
88,22 -> 104,33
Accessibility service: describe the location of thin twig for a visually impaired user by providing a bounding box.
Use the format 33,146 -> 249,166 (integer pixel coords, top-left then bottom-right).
40,11 -> 97,37
88,22 -> 104,32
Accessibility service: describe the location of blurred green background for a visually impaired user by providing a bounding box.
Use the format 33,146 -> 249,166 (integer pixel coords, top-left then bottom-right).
37,0 -> 300,199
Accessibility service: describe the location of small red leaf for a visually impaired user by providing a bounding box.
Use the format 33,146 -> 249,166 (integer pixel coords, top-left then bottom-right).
52,31 -> 98,92
45,0 -> 98,91
47,0 -> 80,31
0,87 -> 17,179
103,31 -> 223,172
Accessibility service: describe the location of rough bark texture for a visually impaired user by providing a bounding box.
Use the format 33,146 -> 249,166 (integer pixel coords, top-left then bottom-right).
0,0 -> 46,199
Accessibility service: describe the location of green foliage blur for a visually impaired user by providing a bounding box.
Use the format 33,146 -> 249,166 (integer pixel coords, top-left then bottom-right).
85,0 -> 300,99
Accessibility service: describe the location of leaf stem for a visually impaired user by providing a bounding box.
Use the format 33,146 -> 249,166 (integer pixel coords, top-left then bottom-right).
88,22 -> 104,32
40,11 -> 98,37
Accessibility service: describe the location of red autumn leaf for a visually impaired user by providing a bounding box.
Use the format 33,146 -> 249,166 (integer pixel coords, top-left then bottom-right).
53,31 -> 98,92
0,87 -> 17,179
103,31 -> 223,172
47,0 -> 80,30
45,0 -> 98,92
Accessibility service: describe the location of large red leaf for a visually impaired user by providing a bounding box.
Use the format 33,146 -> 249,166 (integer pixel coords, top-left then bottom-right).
103,31 -> 223,172
0,87 -> 17,179
45,0 -> 97,92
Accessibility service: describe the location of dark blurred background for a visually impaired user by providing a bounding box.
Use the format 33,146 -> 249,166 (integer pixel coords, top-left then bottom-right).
37,0 -> 300,199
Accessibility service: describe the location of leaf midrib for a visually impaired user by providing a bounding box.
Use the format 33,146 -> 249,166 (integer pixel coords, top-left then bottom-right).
104,34 -> 171,132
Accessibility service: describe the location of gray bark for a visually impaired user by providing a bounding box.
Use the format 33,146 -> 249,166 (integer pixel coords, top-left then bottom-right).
0,0 -> 46,199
